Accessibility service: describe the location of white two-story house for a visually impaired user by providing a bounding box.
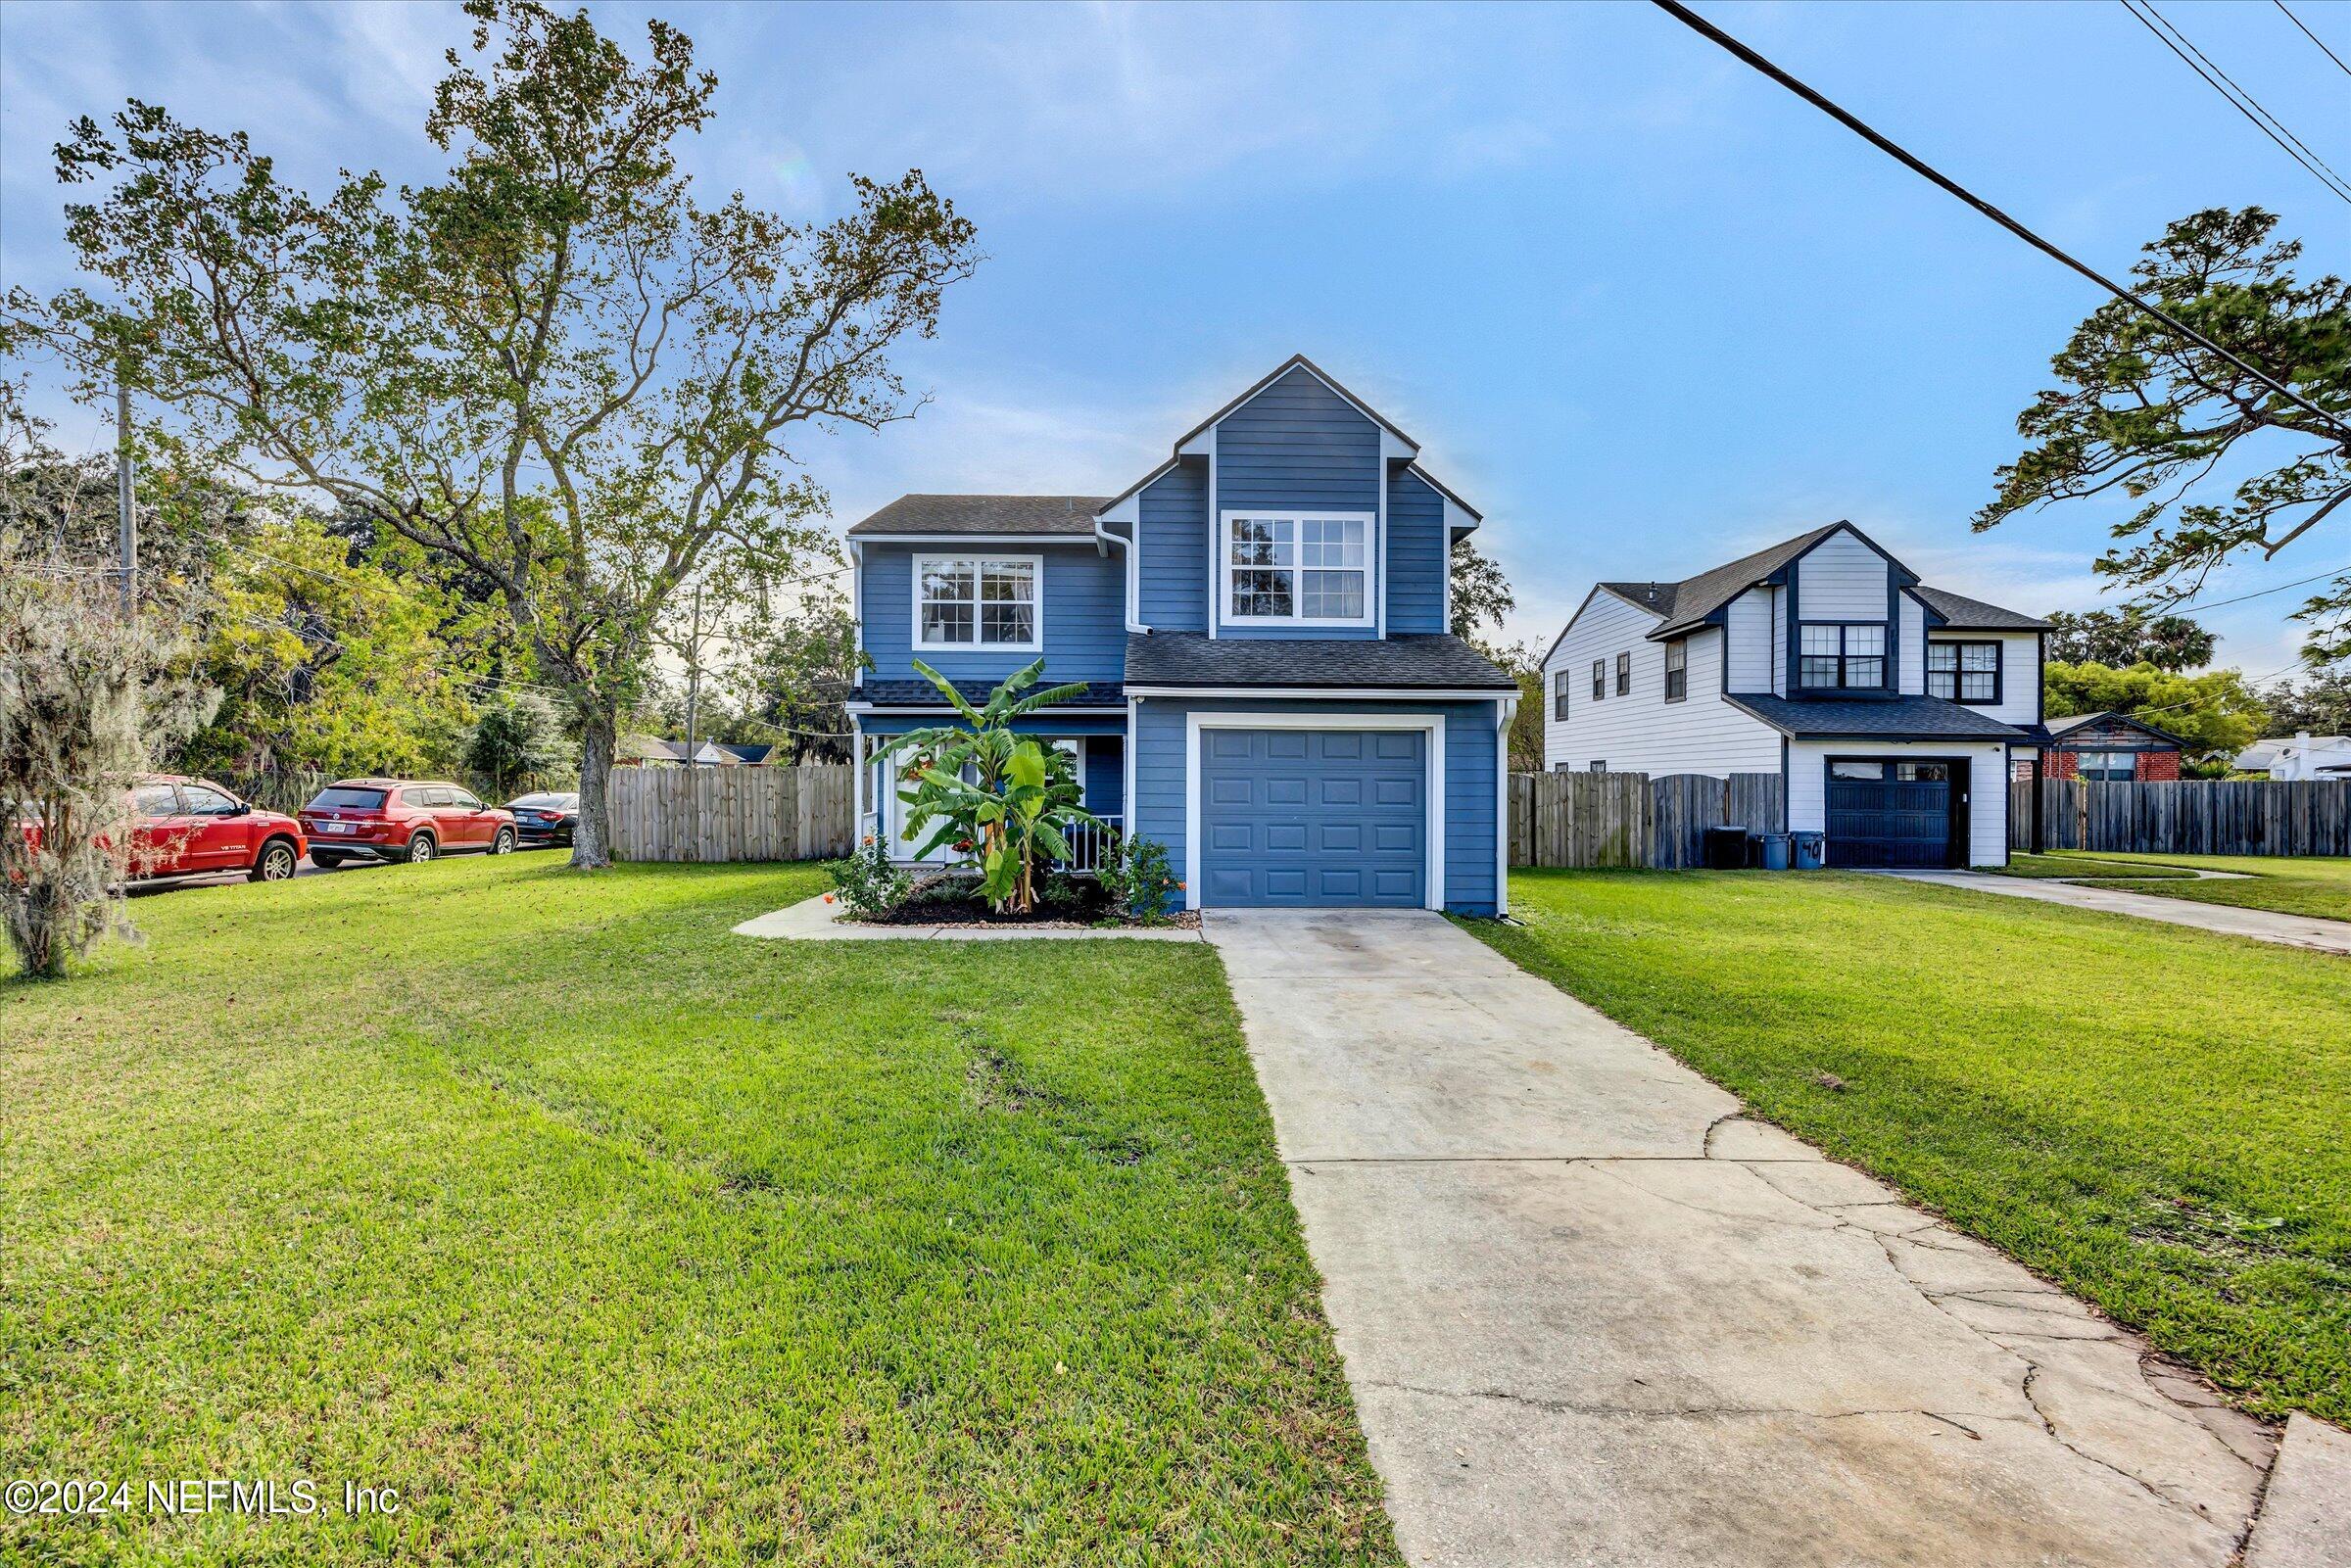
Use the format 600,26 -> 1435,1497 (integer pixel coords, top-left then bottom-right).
1539,524 -> 2049,868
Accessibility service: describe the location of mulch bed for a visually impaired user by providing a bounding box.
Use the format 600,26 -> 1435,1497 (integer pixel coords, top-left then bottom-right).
847,875 -> 1200,931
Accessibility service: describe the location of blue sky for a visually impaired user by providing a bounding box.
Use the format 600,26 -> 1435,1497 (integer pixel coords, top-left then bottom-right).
4,0 -> 2345,677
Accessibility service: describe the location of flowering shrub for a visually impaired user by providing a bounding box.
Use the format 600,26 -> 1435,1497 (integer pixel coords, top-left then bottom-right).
823,836 -> 911,919
1099,834 -> 1179,926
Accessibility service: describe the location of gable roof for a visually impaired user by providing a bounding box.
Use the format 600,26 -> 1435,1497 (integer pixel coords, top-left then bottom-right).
1913,586 -> 2050,631
1095,355 -> 1480,524
2044,710 -> 2186,746
1548,522 -> 2046,665
846,494 -> 1110,538
1648,525 -> 1846,638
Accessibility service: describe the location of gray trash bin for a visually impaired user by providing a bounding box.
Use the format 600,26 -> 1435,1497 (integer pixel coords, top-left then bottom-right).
1751,832 -> 1792,871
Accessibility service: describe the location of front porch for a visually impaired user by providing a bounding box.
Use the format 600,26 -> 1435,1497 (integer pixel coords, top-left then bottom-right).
847,703 -> 1127,877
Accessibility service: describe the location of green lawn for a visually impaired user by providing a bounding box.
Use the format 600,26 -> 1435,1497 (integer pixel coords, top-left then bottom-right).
0,858 -> 1398,1567
2030,850 -> 2351,923
1996,851 -> 2197,879
1468,870 -> 2351,1423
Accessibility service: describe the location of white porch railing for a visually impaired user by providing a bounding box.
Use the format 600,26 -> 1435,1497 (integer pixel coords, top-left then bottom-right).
865,809 -> 1122,875
1055,815 -> 1121,876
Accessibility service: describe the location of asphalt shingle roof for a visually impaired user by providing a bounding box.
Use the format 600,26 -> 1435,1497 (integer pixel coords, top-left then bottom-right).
1726,693 -> 2030,741
1914,586 -> 2050,631
856,678 -> 1126,708
1633,525 -> 1845,636
1124,633 -> 1517,690
845,495 -> 1110,538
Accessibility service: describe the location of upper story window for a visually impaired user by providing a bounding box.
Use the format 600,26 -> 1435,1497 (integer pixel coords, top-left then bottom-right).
1591,659 -> 1605,700
1928,641 -> 1999,703
1798,623 -> 1885,690
1553,669 -> 1571,720
1615,651 -> 1631,695
915,555 -> 1040,651
1223,512 -> 1370,626
1664,640 -> 1687,702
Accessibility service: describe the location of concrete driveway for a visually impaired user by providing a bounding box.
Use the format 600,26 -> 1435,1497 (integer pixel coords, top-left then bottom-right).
1205,908 -> 2275,1568
1889,870 -> 2351,956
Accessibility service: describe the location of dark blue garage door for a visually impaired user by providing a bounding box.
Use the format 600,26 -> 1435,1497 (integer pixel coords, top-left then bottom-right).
1200,729 -> 1425,907
1825,760 -> 1955,868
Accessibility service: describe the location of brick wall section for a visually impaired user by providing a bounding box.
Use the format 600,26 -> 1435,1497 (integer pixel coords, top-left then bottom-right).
2040,747 -> 2181,781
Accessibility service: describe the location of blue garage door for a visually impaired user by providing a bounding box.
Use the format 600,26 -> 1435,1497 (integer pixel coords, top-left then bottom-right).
1825,759 -> 1956,868
1200,729 -> 1425,907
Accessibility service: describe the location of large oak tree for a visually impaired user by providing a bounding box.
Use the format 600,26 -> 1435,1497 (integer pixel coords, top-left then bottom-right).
8,0 -> 978,865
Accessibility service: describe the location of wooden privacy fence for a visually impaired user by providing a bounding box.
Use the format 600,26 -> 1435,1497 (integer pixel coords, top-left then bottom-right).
1507,771 -> 1785,870
1648,772 -> 1787,869
607,764 -> 855,863
2011,778 -> 2351,858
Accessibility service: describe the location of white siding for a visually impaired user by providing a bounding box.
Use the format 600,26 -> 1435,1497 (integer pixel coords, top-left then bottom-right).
1542,591 -> 1780,777
1771,586 -> 1787,694
1898,595 -> 1926,693
1925,632 -> 2041,726
1725,589 -> 1774,693
1787,739 -> 2010,867
1797,530 -> 1890,619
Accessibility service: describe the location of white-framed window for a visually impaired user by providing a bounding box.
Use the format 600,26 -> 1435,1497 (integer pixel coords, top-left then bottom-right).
1221,511 -> 1371,626
913,555 -> 1041,651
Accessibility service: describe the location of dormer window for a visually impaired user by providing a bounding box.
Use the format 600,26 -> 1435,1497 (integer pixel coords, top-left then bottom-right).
914,555 -> 1040,651
1223,512 -> 1371,626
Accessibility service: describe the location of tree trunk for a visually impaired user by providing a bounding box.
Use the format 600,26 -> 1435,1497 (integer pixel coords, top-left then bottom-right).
572,711 -> 617,870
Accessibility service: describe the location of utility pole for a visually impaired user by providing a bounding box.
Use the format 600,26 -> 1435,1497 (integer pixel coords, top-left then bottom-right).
684,579 -> 703,765
115,366 -> 137,617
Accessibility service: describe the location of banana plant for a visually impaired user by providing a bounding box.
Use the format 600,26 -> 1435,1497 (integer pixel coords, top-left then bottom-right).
874,659 -> 1099,914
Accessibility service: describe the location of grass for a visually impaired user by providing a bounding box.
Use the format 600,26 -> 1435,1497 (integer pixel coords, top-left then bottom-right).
0,857 -> 1399,1567
1467,870 -> 2351,1423
2027,850 -> 2351,923
1995,852 -> 2198,879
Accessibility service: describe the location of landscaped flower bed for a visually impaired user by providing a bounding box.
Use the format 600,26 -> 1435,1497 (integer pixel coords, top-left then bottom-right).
839,871 -> 1201,930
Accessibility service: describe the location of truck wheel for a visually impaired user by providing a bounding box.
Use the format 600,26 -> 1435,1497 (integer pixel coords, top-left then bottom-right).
250,839 -> 300,882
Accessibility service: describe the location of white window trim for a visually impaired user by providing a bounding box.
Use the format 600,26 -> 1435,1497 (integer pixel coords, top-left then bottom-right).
1219,510 -> 1376,629
1183,711 -> 1445,913
910,553 -> 1044,654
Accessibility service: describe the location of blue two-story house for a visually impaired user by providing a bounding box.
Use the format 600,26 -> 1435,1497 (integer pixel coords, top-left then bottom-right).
844,356 -> 1519,915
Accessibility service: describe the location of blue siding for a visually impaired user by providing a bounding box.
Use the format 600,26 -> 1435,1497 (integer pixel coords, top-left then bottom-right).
1137,462 -> 1207,632
1083,736 -> 1125,818
1385,470 -> 1447,635
1128,696 -> 1502,915
859,543 -> 1125,688
1215,366 -> 1382,641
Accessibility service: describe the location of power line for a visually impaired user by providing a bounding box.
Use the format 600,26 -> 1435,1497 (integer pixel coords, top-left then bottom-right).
2274,1 -> 2351,80
2123,0 -> 2351,205
2166,561 -> 2351,615
1647,0 -> 2351,442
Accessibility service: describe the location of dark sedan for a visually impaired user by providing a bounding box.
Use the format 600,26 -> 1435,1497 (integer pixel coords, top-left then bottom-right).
505,791 -> 579,848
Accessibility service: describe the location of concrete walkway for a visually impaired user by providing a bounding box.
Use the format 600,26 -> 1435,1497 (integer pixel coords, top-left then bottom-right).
1204,908 -> 2277,1568
1892,870 -> 2351,956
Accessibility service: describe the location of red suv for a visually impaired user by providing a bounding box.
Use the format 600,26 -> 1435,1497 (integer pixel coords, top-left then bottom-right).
299,779 -> 517,867
124,776 -> 307,882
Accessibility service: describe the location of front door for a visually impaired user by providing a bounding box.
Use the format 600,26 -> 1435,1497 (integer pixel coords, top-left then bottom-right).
1199,728 -> 1426,907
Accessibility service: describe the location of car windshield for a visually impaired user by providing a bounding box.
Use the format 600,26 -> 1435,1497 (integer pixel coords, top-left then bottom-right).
509,793 -> 576,809
305,786 -> 387,812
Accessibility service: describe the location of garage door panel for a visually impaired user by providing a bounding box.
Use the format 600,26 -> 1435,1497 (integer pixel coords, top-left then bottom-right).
1200,729 -> 1426,907
1827,763 -> 1955,869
